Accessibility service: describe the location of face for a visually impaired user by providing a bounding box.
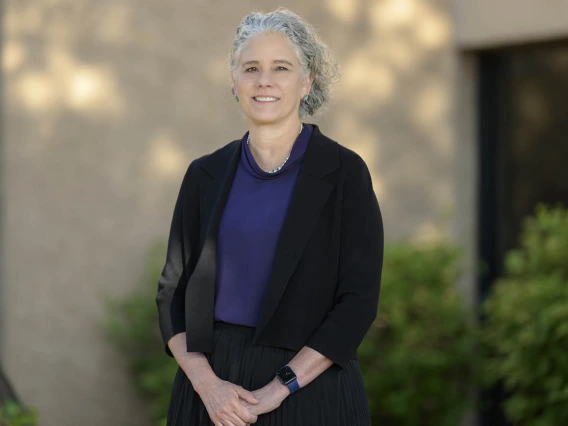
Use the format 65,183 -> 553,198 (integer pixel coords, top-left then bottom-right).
231,32 -> 313,126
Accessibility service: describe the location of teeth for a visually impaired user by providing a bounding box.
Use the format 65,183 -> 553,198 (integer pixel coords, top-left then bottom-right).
254,97 -> 278,102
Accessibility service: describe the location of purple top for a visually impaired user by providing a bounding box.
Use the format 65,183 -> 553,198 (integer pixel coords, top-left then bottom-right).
214,124 -> 314,326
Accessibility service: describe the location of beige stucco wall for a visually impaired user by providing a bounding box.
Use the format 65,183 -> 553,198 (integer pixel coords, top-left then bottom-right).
456,0 -> 568,49
2,0 -> 464,425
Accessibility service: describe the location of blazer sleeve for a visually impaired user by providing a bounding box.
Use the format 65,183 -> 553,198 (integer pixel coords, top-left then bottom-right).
155,161 -> 198,357
306,154 -> 384,369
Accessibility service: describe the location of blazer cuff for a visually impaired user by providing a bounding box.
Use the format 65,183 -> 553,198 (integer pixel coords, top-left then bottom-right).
161,320 -> 186,358
305,321 -> 357,370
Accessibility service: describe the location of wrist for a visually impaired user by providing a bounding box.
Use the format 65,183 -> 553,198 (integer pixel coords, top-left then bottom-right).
271,377 -> 291,399
187,369 -> 220,395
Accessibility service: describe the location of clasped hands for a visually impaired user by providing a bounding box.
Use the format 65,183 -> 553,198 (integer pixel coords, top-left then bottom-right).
197,376 -> 290,426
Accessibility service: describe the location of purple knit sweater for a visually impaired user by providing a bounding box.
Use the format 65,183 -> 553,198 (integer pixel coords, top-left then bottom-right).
213,124 -> 314,326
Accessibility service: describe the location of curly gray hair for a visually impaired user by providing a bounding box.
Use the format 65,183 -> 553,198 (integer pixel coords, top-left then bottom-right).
230,8 -> 340,118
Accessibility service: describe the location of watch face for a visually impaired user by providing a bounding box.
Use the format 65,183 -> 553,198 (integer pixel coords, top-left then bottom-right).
276,366 -> 296,385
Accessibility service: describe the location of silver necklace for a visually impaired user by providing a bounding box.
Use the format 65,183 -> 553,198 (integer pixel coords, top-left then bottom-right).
247,124 -> 304,174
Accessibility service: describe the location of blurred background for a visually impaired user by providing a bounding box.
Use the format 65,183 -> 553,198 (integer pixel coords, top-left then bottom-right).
1,1 -> 568,425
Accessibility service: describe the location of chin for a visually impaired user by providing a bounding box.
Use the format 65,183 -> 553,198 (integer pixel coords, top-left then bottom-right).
247,113 -> 283,126
246,111 -> 297,126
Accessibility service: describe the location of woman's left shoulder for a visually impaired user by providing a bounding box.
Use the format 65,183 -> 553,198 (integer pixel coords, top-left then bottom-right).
337,143 -> 369,171
324,140 -> 372,181
311,126 -> 372,176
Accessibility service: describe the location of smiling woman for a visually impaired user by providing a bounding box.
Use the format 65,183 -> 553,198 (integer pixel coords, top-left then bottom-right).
156,7 -> 383,426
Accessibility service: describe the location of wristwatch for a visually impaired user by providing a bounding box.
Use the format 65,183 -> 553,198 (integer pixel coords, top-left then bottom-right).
275,365 -> 300,394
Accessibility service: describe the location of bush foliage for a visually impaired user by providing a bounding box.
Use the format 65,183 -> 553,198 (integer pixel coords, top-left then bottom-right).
0,401 -> 38,426
482,204 -> 568,425
358,242 -> 476,426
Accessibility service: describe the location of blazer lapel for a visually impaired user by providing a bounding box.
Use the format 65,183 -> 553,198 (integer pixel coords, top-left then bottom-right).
184,140 -> 241,352
253,125 -> 339,342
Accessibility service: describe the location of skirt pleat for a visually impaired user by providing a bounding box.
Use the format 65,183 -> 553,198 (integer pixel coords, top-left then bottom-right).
166,321 -> 372,426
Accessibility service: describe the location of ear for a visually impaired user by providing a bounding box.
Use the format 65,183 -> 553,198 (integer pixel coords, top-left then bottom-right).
302,71 -> 315,95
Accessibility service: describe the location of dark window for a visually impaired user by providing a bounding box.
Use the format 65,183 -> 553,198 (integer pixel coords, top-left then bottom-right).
478,40 -> 568,426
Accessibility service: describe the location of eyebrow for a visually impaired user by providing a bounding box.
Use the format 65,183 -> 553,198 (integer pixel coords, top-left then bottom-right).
242,60 -> 294,67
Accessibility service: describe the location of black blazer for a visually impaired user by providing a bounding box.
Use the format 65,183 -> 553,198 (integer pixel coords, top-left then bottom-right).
156,125 -> 384,369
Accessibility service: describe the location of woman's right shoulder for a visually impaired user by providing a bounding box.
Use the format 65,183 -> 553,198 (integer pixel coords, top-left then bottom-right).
181,139 -> 240,184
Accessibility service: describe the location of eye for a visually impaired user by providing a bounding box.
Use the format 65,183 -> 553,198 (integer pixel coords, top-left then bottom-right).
276,66 -> 288,71
245,67 -> 258,72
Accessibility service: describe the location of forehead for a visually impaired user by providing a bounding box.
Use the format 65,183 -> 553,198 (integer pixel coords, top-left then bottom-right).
238,32 -> 299,63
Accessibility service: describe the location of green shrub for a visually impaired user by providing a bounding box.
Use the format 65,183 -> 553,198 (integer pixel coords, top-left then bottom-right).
105,241 -> 178,426
358,242 -> 476,426
0,401 -> 38,426
482,204 -> 568,425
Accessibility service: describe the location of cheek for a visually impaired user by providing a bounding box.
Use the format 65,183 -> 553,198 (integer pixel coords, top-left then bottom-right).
282,80 -> 303,97
234,75 -> 254,90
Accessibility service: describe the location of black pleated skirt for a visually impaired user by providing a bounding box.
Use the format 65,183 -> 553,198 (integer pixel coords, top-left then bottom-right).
166,322 -> 372,426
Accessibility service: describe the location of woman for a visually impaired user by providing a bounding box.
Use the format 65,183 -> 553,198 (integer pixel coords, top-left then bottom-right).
156,8 -> 384,426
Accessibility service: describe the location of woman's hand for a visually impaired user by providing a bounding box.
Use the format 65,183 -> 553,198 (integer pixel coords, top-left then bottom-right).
195,377 -> 259,426
240,377 -> 290,417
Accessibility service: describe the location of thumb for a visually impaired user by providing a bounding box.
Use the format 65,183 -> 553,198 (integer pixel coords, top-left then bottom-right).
235,386 -> 259,404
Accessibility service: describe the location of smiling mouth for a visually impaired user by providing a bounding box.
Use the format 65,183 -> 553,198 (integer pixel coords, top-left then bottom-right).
253,96 -> 280,102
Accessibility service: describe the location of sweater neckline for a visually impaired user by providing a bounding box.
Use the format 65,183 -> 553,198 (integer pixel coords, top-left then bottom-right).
241,124 -> 313,180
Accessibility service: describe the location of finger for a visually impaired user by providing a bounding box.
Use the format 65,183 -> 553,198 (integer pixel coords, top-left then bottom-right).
239,400 -> 251,411
240,402 -> 258,416
227,411 -> 249,426
235,386 -> 259,404
234,402 -> 258,424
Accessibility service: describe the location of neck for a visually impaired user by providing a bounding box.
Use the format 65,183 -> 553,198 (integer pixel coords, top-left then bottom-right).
247,118 -> 303,172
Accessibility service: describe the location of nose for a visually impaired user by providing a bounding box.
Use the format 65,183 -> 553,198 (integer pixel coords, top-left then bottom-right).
256,69 -> 273,87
